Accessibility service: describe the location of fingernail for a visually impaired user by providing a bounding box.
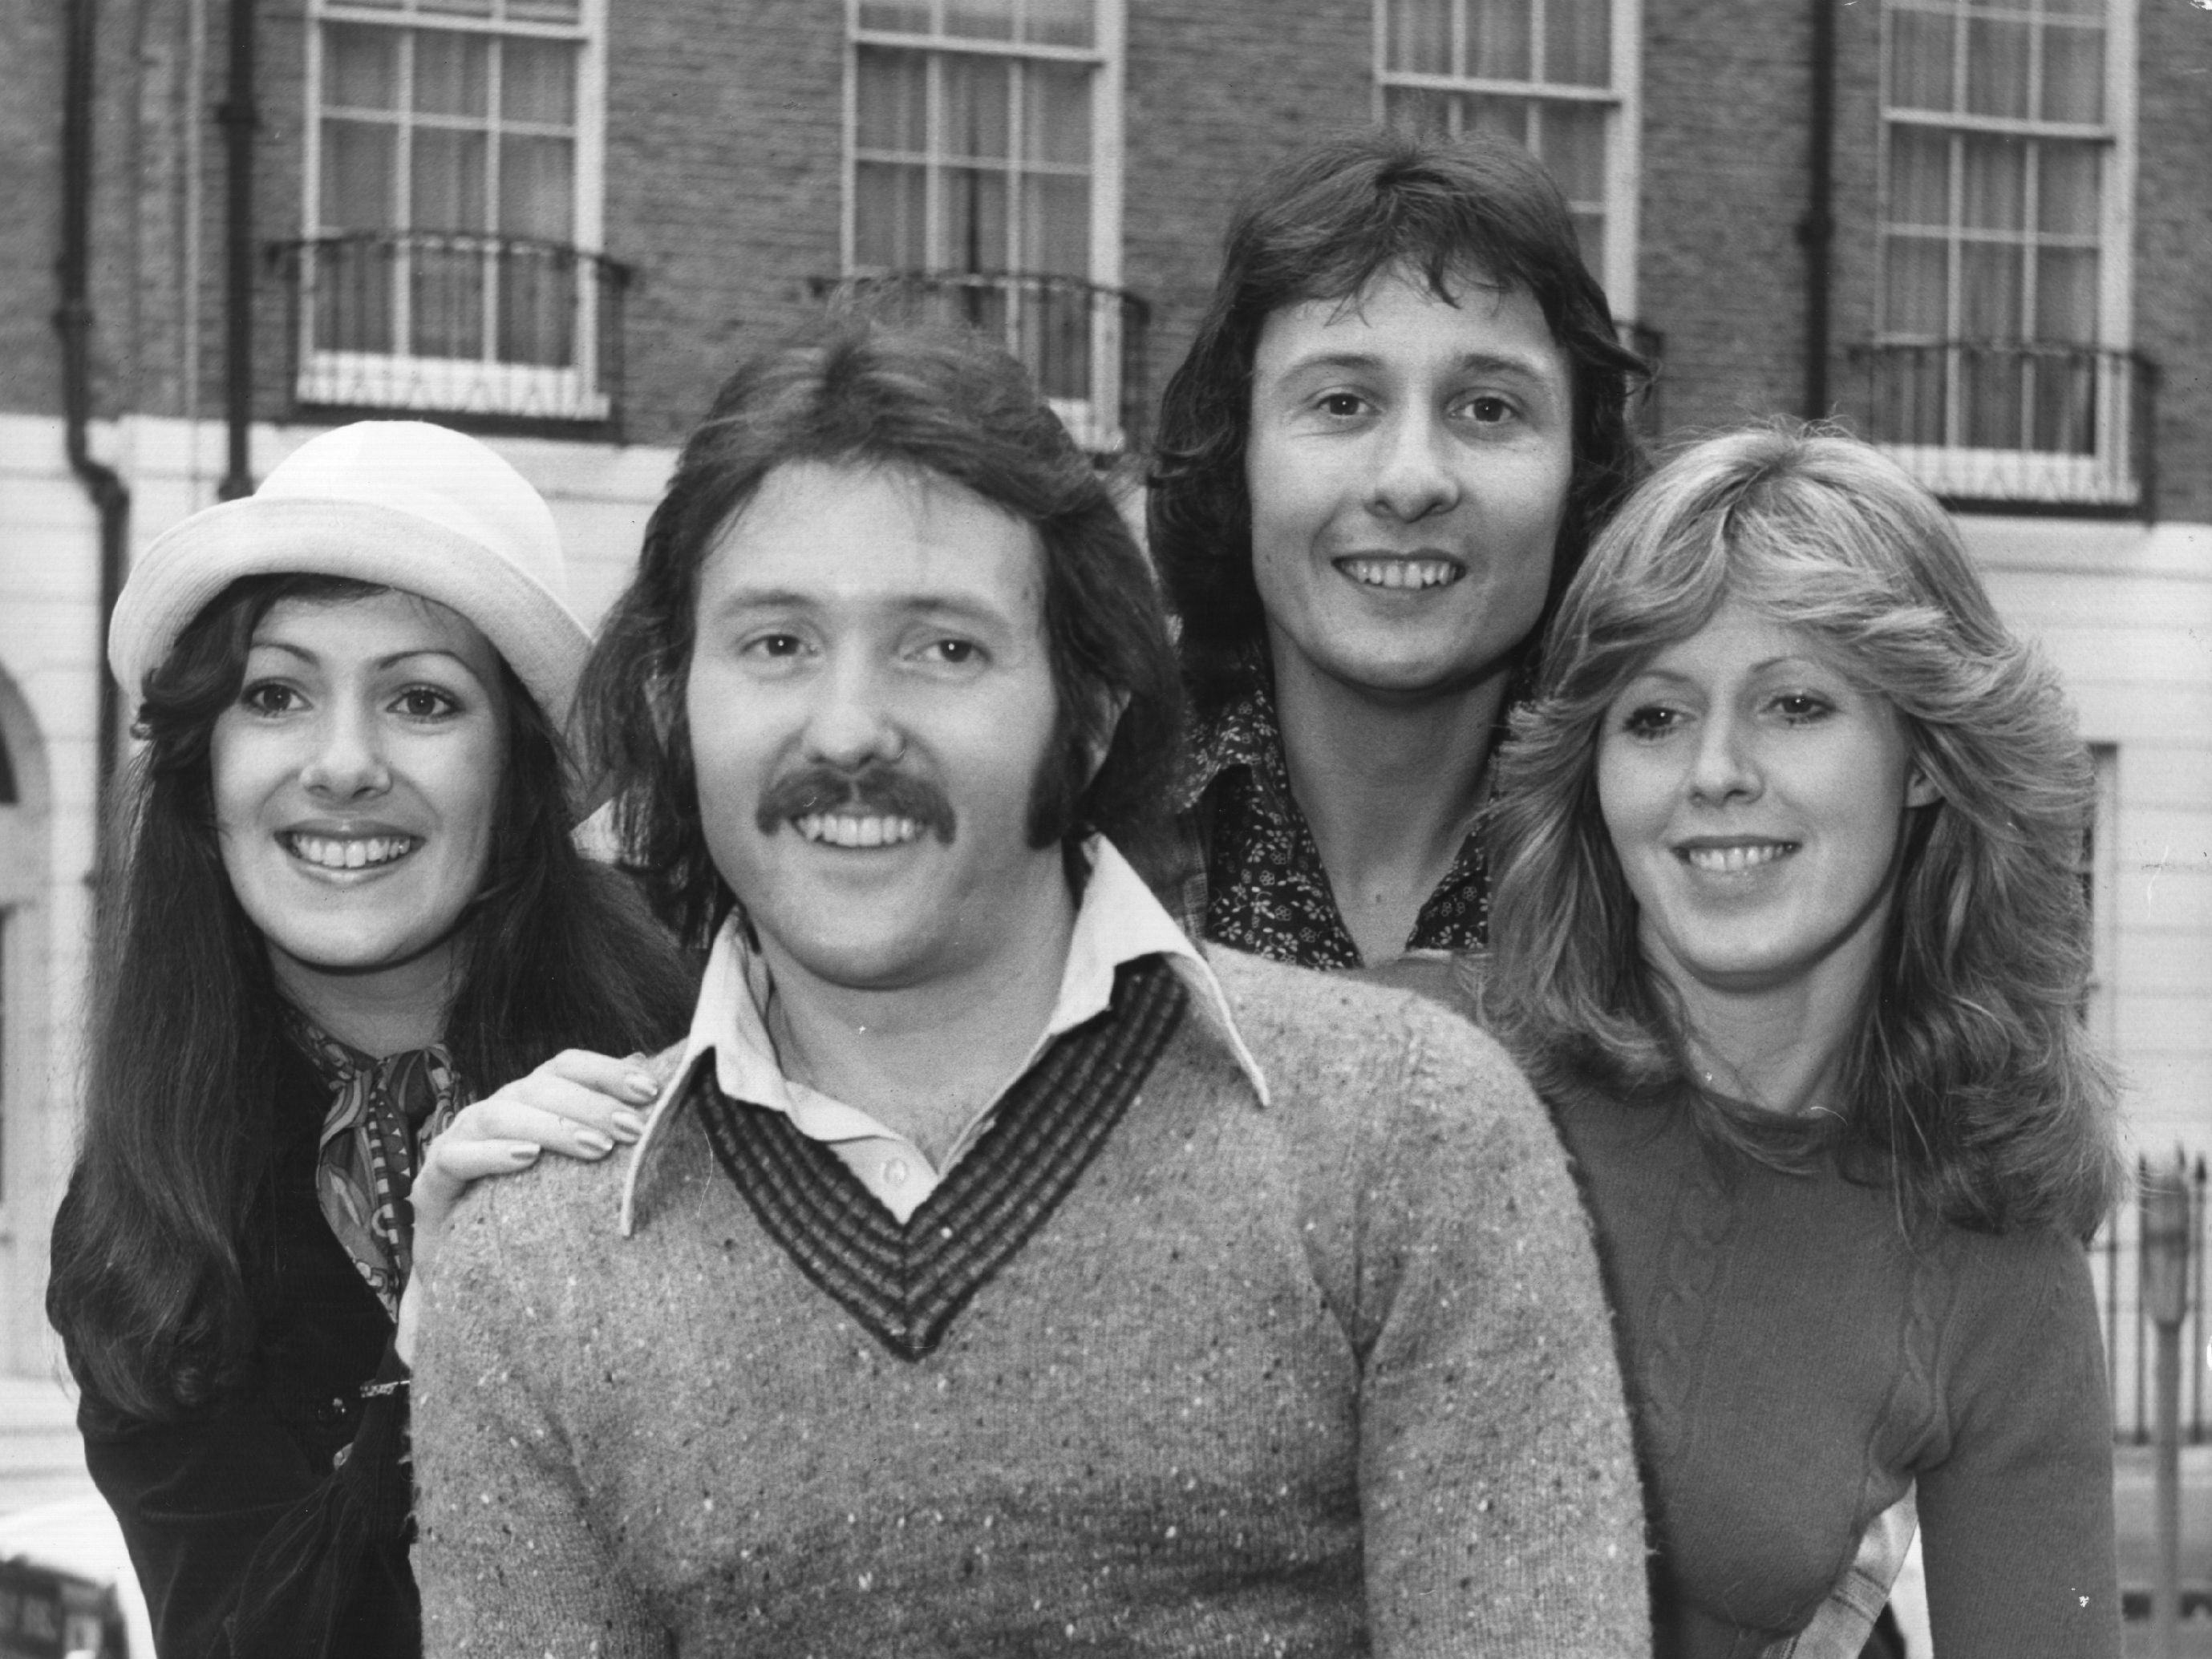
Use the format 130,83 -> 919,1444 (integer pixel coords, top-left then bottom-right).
508,1143 -> 541,1166
624,1072 -> 659,1102
610,1109 -> 648,1139
577,1129 -> 616,1155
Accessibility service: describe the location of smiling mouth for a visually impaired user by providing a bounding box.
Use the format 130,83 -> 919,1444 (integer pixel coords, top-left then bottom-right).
1335,556 -> 1465,592
793,813 -> 926,849
283,832 -> 419,872
1679,842 -> 1797,875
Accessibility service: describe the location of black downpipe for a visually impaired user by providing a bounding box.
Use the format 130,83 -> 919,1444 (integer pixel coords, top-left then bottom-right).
1801,0 -> 1837,419
217,0 -> 257,500
56,0 -> 131,817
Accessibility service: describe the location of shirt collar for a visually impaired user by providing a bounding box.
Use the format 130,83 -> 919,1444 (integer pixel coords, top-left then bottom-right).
618,836 -> 1268,1236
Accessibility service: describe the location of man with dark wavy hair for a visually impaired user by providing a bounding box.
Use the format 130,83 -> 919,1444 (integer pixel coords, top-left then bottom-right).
409,319 -> 1647,1656
1146,127 -> 1646,969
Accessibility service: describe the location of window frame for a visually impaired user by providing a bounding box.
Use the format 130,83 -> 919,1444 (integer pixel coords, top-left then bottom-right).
299,0 -> 610,418
1369,0 -> 1643,317
1873,0 -> 2138,497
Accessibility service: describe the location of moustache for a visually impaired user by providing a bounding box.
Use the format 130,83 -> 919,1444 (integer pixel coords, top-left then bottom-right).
755,763 -> 958,844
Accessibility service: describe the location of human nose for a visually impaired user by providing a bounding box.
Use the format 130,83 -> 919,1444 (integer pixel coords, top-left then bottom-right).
1367,406 -> 1462,522
800,649 -> 905,771
299,702 -> 391,801
1687,708 -> 1760,805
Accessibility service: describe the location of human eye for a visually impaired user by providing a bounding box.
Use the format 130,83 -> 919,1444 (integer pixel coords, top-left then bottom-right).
1769,690 -> 1835,725
1615,701 -> 1683,740
1311,388 -> 1373,420
736,631 -> 812,670
391,684 -> 462,721
1454,391 -> 1521,427
237,680 -> 301,718
910,636 -> 988,673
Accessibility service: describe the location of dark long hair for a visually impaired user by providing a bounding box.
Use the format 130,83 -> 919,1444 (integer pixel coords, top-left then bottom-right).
48,574 -> 697,1420
1149,127 -> 1649,717
581,318 -> 1187,946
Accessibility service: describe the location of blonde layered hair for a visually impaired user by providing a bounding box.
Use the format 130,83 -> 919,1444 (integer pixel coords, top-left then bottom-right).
1481,424 -> 2121,1239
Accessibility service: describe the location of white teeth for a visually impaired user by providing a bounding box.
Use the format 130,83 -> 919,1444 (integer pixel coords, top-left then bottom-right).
288,834 -> 415,871
1342,557 -> 1460,591
794,814 -> 923,848
1683,843 -> 1793,874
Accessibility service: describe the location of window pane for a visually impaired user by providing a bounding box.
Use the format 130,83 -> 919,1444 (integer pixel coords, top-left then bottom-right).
2036,142 -> 2099,236
1021,173 -> 1088,275
1462,92 -> 1532,146
419,0 -> 492,14
497,243 -> 574,366
500,133 -> 573,237
1963,17 -> 2031,119
326,24 -> 400,111
1023,0 -> 1092,48
312,239 -> 393,353
505,0 -> 581,21
1023,62 -> 1089,166
1887,8 -> 1953,113
2041,24 -> 2103,124
1882,235 -> 1949,336
322,118 -> 399,229
855,160 -> 927,266
411,127 -> 488,230
1388,0 -> 1452,75
1887,127 -> 1949,228
504,38 -> 577,125
1545,0 -> 1610,87
1468,0 -> 1533,80
943,166 -> 1008,270
1534,99 -> 1605,204
2035,247 -> 2097,342
942,55 -> 1011,161
411,241 -> 486,357
946,0 -> 1015,40
1959,134 -> 2024,233
1384,83 -> 1458,136
860,1 -> 934,30
857,47 -> 928,152
414,30 -> 490,117
1959,242 -> 2023,339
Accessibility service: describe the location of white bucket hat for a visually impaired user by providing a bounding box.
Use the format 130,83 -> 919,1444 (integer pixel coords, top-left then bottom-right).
107,420 -> 590,727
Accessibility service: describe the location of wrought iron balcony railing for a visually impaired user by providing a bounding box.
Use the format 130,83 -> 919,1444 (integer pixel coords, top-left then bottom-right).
810,269 -> 1151,455
271,232 -> 630,429
1846,340 -> 2157,515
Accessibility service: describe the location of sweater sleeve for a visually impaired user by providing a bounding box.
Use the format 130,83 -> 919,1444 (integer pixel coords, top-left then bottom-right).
410,1180 -> 669,1659
1916,1232 -> 2120,1659
1341,997 -> 1649,1658
74,1341 -> 418,1659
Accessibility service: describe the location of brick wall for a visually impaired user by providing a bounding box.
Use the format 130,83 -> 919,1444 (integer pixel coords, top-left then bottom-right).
2136,0 -> 2212,524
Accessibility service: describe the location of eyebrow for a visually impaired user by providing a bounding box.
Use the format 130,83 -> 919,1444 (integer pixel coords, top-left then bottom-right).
249,641 -> 486,675
1274,348 -> 1562,382
707,587 -> 1017,628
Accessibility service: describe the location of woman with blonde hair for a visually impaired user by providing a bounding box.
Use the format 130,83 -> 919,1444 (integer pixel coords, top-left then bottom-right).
1479,423 -> 2123,1657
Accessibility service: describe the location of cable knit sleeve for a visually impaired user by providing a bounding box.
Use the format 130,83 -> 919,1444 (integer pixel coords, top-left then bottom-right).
1278,981 -> 1650,1657
1916,1229 -> 2119,1659
410,1177 -> 669,1659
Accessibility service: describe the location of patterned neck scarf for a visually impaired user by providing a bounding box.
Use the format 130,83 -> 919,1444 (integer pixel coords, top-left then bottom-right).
281,1005 -> 469,1320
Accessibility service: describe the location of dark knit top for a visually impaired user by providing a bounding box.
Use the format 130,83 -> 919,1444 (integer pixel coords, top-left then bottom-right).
61,1041 -> 419,1659
1550,1089 -> 2119,1659
412,949 -> 1648,1656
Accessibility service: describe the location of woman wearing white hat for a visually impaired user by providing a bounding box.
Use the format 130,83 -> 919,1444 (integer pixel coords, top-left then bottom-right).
47,422 -> 695,1659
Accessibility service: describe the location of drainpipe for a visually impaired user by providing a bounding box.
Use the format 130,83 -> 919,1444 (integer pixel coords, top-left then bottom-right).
56,0 -> 132,820
1800,0 -> 1837,419
216,0 -> 257,500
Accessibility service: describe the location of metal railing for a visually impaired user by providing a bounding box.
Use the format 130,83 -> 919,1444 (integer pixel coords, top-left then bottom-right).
271,232 -> 631,427
1846,340 -> 2157,515
810,269 -> 1151,455
2098,1153 -> 2210,1445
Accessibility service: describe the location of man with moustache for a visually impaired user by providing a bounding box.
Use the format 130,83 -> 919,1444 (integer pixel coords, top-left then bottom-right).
407,322 -> 1647,1656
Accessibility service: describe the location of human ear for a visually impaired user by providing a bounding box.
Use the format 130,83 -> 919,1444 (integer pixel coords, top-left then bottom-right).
1904,763 -> 1940,810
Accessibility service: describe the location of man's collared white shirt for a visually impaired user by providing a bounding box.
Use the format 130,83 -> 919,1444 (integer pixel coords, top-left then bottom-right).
619,837 -> 1267,1235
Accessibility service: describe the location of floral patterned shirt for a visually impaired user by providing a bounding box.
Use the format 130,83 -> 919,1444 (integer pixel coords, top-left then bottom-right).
1156,679 -> 1491,969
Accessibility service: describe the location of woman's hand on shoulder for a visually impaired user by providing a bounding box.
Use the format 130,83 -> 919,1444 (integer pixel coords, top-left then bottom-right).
399,1050 -> 659,1365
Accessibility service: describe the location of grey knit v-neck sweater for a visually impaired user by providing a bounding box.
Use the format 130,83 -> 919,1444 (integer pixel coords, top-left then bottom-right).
411,949 -> 1647,1656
